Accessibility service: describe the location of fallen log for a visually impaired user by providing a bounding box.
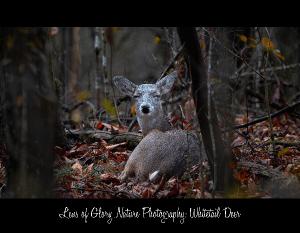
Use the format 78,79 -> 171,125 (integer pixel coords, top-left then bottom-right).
237,161 -> 300,198
66,129 -> 143,150
237,161 -> 283,178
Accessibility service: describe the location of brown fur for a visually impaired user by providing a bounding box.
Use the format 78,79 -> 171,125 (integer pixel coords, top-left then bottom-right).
119,129 -> 204,182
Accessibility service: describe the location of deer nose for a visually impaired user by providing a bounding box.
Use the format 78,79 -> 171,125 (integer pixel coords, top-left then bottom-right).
141,105 -> 150,114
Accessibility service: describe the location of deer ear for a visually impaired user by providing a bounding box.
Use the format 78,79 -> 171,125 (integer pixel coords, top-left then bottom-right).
113,76 -> 137,97
156,71 -> 177,95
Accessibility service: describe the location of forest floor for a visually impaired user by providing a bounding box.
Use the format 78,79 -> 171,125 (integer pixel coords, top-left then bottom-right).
53,113 -> 300,199
1,114 -> 300,198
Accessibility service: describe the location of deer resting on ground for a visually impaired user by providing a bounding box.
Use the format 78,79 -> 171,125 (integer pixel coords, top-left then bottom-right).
113,71 -> 205,182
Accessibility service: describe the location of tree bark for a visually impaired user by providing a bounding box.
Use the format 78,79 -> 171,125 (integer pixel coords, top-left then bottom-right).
48,27 -> 67,147
0,27 -> 57,198
177,27 -> 234,192
67,27 -> 81,103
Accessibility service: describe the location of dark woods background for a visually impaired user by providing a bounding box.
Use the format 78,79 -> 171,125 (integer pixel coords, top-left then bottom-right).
0,27 -> 300,202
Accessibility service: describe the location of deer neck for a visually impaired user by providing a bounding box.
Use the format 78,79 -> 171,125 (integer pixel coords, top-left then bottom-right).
137,110 -> 172,136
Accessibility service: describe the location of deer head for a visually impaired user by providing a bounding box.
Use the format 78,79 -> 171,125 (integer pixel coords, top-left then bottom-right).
113,72 -> 177,135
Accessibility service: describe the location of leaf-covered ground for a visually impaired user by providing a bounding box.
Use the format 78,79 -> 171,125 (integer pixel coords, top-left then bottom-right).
231,114 -> 300,197
54,133 -> 211,199
0,114 -> 300,198
53,114 -> 300,198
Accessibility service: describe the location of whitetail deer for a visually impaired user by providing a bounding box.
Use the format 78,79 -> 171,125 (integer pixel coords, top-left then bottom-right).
113,71 -> 205,182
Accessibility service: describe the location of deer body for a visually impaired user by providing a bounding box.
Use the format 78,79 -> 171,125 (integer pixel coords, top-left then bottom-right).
113,72 -> 205,182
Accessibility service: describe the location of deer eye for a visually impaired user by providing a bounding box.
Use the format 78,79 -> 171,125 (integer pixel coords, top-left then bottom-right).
133,94 -> 140,98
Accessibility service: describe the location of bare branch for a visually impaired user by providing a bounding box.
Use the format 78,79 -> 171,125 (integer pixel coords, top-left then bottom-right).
233,101 -> 300,130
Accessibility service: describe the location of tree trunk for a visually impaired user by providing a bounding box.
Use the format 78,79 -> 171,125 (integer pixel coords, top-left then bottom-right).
48,27 -> 67,147
177,27 -> 234,192
67,27 -> 81,103
297,27 -> 300,88
0,27 -> 57,198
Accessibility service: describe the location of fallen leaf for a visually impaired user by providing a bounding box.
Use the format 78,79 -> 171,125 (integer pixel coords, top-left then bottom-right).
49,27 -> 59,37
247,178 -> 257,193
76,144 -> 89,152
142,188 -> 153,198
238,34 -> 248,43
166,183 -> 180,197
247,37 -> 257,48
278,147 -> 289,157
96,121 -> 104,129
72,161 -> 83,175
111,152 -> 128,163
55,146 -> 66,157
6,35 -> 14,49
86,163 -> 94,173
64,156 -> 75,164
102,122 -> 119,131
70,110 -> 82,123
131,105 -> 136,116
100,174 -> 120,185
273,49 -> 285,61
231,136 -> 244,147
154,35 -> 161,44
261,37 -> 274,50
101,98 -> 117,117
199,39 -> 206,49
106,142 -> 127,150
76,90 -> 91,102
234,169 -> 249,183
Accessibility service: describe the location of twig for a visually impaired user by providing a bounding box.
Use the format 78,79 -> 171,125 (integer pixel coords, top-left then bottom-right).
231,62 -> 247,79
201,27 -> 266,81
151,52 -> 164,70
232,63 -> 300,79
164,27 -> 177,57
261,140 -> 300,149
207,32 -> 217,197
63,101 -> 96,115
101,27 -> 109,98
113,97 -> 123,126
288,92 -> 300,103
106,29 -> 122,127
128,117 -> 138,132
245,89 -> 282,110
255,27 -> 263,109
263,27 -> 276,158
237,161 -> 283,179
233,101 -> 300,129
159,43 -> 185,79
94,27 -> 102,108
